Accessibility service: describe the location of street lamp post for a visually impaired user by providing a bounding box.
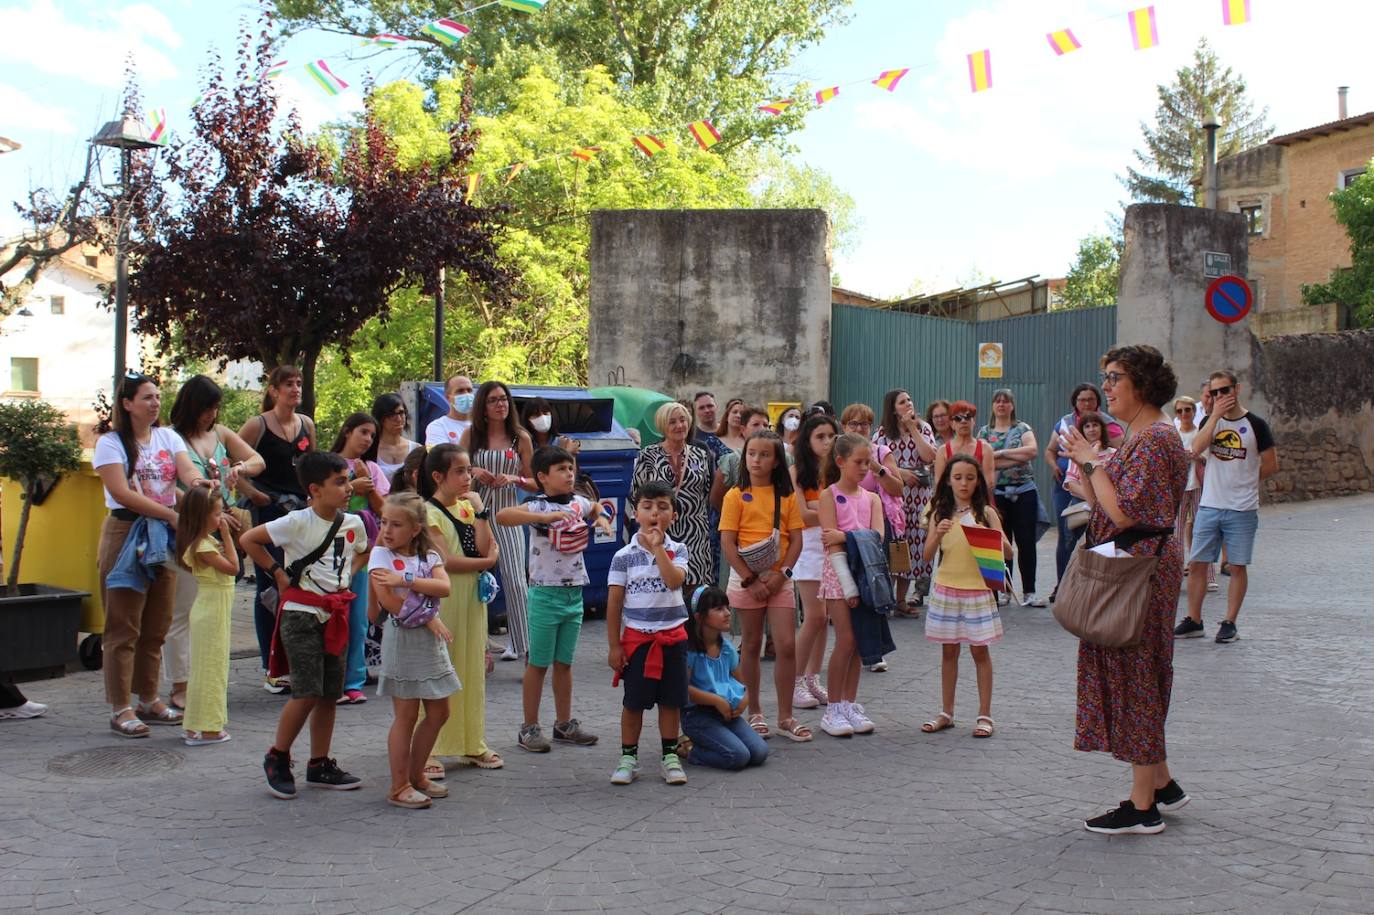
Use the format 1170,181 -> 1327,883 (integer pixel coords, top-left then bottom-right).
90,113 -> 160,398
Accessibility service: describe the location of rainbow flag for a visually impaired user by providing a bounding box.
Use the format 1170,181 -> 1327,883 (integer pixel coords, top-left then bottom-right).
263,59 -> 288,80
366,33 -> 411,47
632,134 -> 666,157
967,50 -> 992,93
422,18 -> 471,46
146,108 -> 168,144
814,86 -> 840,105
688,119 -> 721,150
570,146 -> 601,162
758,99 -> 794,116
503,162 -> 525,185
1128,6 -> 1159,50
305,60 -> 348,96
464,174 -> 480,202
500,0 -> 548,11
1046,28 -> 1082,56
1221,0 -> 1250,25
962,524 -> 1007,592
872,68 -> 910,92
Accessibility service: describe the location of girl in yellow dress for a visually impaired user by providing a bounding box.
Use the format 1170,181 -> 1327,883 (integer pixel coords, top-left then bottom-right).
175,487 -> 240,746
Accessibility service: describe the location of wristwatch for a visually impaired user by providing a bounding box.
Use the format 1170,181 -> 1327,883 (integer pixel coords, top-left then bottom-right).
403,571 -> 415,583
877,466 -> 888,477
782,567 -> 795,580
474,508 -> 491,520
1082,461 -> 1097,477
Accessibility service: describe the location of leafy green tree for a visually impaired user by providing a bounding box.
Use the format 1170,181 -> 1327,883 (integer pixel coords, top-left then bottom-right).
1302,161 -> 1374,328
1060,233 -> 1121,309
0,400 -> 84,591
1125,38 -> 1272,205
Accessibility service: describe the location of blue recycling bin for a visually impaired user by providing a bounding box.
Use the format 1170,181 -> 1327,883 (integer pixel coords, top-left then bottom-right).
405,382 -> 639,618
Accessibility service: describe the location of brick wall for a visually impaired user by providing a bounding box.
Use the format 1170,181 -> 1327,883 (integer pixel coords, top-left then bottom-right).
1253,329 -> 1374,502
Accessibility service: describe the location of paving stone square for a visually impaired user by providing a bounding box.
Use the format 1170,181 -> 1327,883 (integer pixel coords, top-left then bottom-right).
1,495 -> 1371,914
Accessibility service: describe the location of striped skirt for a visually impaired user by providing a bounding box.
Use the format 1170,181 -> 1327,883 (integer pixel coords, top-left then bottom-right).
924,584 -> 1003,646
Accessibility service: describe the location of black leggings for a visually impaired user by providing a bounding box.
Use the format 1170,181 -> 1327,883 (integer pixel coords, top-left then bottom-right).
995,489 -> 1040,594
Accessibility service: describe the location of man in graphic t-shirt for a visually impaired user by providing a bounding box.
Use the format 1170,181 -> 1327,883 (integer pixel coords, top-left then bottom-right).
1176,371 -> 1278,644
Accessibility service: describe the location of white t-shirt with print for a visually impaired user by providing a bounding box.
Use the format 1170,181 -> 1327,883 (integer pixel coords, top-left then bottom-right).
525,494 -> 598,587
265,508 -> 368,619
368,546 -> 442,620
93,427 -> 188,509
1199,412 -> 1275,513
424,416 -> 471,448
607,532 -> 689,632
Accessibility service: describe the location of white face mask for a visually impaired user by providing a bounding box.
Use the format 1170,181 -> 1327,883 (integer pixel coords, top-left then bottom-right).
452,392 -> 475,414
782,416 -> 800,432
530,414 -> 552,432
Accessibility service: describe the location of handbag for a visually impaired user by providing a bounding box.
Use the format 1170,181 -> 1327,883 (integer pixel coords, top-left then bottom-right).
1051,527 -> 1173,648
737,490 -> 781,573
1061,501 -> 1091,531
887,539 -> 913,574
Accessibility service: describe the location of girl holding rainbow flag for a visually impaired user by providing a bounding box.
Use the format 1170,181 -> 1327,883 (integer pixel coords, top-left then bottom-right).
920,454 -> 1012,738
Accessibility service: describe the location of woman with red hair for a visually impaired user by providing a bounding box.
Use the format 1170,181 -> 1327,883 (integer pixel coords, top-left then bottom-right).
932,401 -> 995,492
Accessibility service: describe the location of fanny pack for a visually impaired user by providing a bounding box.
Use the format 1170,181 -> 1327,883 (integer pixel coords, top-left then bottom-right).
394,555 -> 440,629
737,490 -> 781,573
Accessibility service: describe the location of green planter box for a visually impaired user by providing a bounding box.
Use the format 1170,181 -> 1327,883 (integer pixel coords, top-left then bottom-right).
0,584 -> 90,677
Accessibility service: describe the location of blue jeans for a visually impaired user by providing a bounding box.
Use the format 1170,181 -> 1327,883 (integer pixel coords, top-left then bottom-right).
682,707 -> 769,771
251,502 -> 287,670
343,568 -> 370,692
1051,481 -> 1085,583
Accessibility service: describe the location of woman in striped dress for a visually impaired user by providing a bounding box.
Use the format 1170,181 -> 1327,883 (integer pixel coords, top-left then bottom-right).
461,382 -> 535,661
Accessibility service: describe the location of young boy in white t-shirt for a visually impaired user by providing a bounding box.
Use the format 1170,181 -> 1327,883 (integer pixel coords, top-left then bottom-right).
241,451 -> 368,799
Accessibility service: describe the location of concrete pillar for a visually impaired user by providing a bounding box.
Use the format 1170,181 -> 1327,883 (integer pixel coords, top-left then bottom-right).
1117,204 -> 1262,405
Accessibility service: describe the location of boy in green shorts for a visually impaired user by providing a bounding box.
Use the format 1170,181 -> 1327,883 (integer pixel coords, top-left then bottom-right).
496,446 -> 612,752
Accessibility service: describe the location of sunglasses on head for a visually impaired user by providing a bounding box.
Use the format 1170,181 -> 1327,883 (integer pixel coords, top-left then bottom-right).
951,413 -> 973,422
1209,384 -> 1234,397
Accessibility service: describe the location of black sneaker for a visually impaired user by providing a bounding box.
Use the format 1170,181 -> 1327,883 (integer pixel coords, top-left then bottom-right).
1155,780 -> 1190,812
552,719 -> 599,747
1215,620 -> 1239,643
1173,617 -> 1205,639
1084,801 -> 1165,835
263,749 -> 295,800
305,757 -> 362,790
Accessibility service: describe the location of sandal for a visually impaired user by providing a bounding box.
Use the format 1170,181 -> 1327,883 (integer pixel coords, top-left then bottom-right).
462,750 -> 504,770
895,602 -> 920,619
747,714 -> 771,739
776,718 -> 813,743
169,690 -> 187,711
135,700 -> 183,725
387,784 -> 432,809
109,708 -> 150,739
183,730 -> 232,747
973,715 -> 995,738
921,712 -> 954,733
423,758 -> 446,781
414,778 -> 449,799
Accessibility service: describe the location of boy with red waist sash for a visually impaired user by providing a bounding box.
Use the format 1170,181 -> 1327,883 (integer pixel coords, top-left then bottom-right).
241,451 -> 368,799
606,480 -> 690,786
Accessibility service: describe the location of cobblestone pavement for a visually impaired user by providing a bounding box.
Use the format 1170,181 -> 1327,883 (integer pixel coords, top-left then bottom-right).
2,495 -> 1372,914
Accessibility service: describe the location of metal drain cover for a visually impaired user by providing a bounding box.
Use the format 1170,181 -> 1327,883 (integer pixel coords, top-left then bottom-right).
47,746 -> 184,778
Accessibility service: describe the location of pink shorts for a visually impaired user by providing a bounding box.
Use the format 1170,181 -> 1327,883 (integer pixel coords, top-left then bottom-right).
727,579 -> 797,611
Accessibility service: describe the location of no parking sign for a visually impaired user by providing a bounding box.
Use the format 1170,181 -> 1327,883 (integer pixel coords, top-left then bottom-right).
1205,275 -> 1253,325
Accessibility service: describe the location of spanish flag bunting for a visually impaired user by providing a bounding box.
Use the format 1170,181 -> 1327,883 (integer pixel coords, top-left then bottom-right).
1046,28 -> 1082,56
421,18 -> 471,46
962,525 -> 1007,592
305,60 -> 348,96
966,50 -> 992,93
815,86 -> 840,105
688,119 -> 721,151
1221,0 -> 1251,25
503,163 -> 525,186
499,0 -> 549,11
632,134 -> 667,158
758,99 -> 794,116
872,68 -> 910,92
1128,6 -> 1159,50
570,146 -> 601,162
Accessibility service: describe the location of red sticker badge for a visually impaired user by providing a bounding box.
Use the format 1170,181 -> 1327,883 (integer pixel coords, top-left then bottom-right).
666,550 -> 676,559
345,530 -> 356,543
455,501 -> 474,523
448,431 -> 458,439
505,449 -> 515,461
392,559 -> 406,570
297,438 -> 310,452
157,450 -> 169,460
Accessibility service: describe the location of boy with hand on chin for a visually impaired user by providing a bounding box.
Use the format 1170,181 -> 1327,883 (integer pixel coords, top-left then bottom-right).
606,481 -> 690,786
495,446 -> 612,752
240,451 -> 369,799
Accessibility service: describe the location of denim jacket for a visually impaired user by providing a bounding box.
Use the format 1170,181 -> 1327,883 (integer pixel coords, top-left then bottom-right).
844,529 -> 897,665
106,515 -> 175,592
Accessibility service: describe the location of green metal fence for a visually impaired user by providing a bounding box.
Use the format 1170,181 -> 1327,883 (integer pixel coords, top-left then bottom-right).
829,304 -> 1118,498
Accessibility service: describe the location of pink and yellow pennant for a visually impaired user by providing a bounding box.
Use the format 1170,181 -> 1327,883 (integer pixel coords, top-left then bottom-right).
147,108 -> 168,143
1221,0 -> 1251,25
758,99 -> 794,116
966,50 -> 992,93
814,86 -> 840,106
632,134 -> 667,158
1046,28 -> 1082,56
872,69 -> 910,92
688,119 -> 721,151
1128,6 -> 1159,50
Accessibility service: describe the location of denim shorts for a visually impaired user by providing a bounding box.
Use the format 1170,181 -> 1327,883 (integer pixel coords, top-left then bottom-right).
1189,507 -> 1258,566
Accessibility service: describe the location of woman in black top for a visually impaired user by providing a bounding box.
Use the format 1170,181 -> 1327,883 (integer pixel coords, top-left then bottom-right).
236,366 -> 316,689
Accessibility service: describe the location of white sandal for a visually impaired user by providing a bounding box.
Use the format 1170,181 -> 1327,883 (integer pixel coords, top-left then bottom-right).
921,712 -> 954,733
136,699 -> 184,725
110,708 -> 150,739
973,715 -> 995,738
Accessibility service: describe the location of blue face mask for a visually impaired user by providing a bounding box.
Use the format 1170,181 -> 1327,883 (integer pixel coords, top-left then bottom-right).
452,392 -> 475,414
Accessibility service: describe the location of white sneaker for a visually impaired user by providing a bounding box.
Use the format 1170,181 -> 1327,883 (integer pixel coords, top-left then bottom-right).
0,700 -> 47,720
1022,592 -> 1047,608
820,704 -> 855,737
868,660 -> 888,673
845,702 -> 875,734
792,678 -> 819,710
499,646 -> 519,661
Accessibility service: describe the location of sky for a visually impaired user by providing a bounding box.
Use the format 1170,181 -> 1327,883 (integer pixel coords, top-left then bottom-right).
2,0 -> 1372,298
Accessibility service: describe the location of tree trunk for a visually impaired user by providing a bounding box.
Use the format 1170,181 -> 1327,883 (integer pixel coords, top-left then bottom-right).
6,490 -> 32,593
300,345 -> 322,418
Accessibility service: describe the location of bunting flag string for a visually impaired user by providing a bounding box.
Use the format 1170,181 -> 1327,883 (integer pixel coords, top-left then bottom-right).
966,50 -> 992,93
464,173 -> 481,202
499,0 -> 549,11
147,108 -> 169,144
306,59 -> 349,95
262,60 -> 288,81
1046,28 -> 1082,56
815,86 -> 840,105
570,146 -> 601,162
872,69 -> 910,92
688,119 -> 721,150
1128,6 -> 1160,50
632,134 -> 667,157
758,100 -> 794,116
503,162 -> 526,185
365,34 -> 412,47
1221,0 -> 1250,25
421,18 -> 472,46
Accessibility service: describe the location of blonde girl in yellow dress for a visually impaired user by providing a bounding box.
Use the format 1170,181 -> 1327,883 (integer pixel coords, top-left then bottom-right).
175,487 -> 241,746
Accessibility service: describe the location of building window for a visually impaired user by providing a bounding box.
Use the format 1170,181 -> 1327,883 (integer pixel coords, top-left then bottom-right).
85,254 -> 99,268
1341,167 -> 1367,189
1239,204 -> 1264,236
50,295 -> 65,315
10,357 -> 38,393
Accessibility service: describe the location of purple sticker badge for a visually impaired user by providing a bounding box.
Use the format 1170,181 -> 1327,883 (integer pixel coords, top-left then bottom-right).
835,494 -> 847,504
741,492 -> 754,502
1239,426 -> 1248,435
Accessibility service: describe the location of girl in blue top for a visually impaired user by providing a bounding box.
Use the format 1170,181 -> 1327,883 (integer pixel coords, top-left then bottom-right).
682,587 -> 769,771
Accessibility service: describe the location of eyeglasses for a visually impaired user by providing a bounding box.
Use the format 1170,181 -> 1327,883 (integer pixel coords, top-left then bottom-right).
844,421 -> 870,430
951,413 -> 973,422
487,396 -> 509,404
390,410 -> 408,419
1175,407 -> 1195,414
1099,371 -> 1126,386
1208,384 -> 1234,397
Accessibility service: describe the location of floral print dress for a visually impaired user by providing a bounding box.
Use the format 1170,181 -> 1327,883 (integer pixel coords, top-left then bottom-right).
874,423 -> 938,586
1074,422 -> 1189,766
